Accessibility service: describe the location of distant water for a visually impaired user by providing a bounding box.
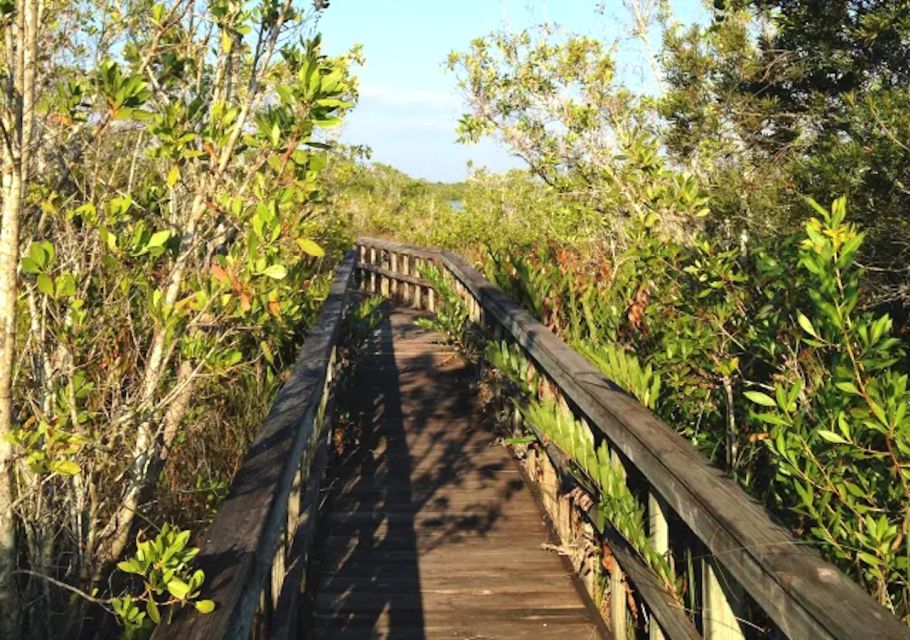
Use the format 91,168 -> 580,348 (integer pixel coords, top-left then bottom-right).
446,199 -> 465,212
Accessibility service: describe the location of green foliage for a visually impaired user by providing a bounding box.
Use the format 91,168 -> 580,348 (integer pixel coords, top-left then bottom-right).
484,340 -> 539,398
7,2 -> 362,635
519,400 -> 677,593
448,27 -> 710,241
414,264 -> 477,355
660,1 -> 910,308
112,525 -> 214,635
575,343 -> 661,410
484,338 -> 677,596
746,198 -> 910,619
342,295 -> 386,348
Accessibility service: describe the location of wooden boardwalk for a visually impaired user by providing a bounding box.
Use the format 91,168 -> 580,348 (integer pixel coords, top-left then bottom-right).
307,309 -> 606,639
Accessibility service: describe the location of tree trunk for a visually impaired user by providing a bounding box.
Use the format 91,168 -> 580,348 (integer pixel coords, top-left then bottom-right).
0,0 -> 38,635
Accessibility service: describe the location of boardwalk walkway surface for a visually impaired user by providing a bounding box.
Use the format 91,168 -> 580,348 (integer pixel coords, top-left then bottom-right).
307,309 -> 606,639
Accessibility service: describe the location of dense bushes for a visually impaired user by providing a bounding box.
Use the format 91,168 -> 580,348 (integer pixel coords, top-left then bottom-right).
0,1 -> 360,636
483,197 -> 910,620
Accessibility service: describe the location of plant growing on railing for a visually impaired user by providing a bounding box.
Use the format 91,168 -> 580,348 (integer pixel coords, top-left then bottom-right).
111,524 -> 214,637
484,340 -> 540,398
484,339 -> 677,595
520,400 -> 677,594
747,197 -> 910,619
341,295 -> 386,350
415,263 -> 479,357
575,343 -> 661,410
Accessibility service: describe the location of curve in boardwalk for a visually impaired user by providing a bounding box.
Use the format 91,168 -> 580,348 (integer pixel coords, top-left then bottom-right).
307,309 -> 607,639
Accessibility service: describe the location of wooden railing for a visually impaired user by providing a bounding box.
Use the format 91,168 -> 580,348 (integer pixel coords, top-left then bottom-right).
155,251 -> 356,640
353,237 -> 910,640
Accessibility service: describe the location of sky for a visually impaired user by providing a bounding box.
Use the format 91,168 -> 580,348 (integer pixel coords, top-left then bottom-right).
317,1 -> 708,183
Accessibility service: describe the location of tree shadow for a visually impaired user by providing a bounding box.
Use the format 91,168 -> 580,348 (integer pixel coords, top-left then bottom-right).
305,308 -> 527,638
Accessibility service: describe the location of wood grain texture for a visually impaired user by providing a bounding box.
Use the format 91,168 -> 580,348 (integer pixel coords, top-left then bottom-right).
306,310 -> 607,640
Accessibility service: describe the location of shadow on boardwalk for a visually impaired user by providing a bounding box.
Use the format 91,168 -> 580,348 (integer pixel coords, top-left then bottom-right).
306,308 -> 605,639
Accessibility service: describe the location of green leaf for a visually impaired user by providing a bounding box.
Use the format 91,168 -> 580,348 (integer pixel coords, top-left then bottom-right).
55,273 -> 76,298
261,264 -> 287,280
116,559 -> 143,575
806,197 -> 830,218
37,274 -> 54,297
166,165 -> 180,187
20,257 -> 40,274
754,412 -> 790,426
270,122 -> 281,147
296,238 -> 325,257
50,460 -> 81,475
834,380 -> 860,395
817,430 -> 849,445
146,598 -> 160,624
167,579 -> 191,600
797,312 -> 819,339
148,230 -> 171,248
194,599 -> 215,614
744,390 -> 776,407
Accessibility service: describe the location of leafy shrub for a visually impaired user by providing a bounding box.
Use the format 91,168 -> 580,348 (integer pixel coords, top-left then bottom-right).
747,198 -> 910,619
112,525 -> 213,637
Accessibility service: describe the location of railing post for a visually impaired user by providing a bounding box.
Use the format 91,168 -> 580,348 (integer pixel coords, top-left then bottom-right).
412,258 -> 422,310
390,252 -> 399,301
703,555 -> 746,640
648,492 -> 670,640
369,246 -> 377,293
401,255 -> 411,304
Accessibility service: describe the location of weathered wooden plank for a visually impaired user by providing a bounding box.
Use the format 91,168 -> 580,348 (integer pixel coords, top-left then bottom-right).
356,261 -> 430,288
151,252 -> 356,640
356,236 -> 442,262
440,251 -> 910,640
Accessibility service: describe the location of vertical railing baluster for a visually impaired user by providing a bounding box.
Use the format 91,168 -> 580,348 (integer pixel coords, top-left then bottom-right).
609,449 -> 628,640
402,255 -> 411,304
412,258 -> 422,310
378,250 -> 388,297
390,252 -> 399,301
648,492 -> 670,640
369,246 -> 377,293
703,555 -> 746,640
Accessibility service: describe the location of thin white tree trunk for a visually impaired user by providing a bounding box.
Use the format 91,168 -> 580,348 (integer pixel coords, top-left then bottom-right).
0,0 -> 37,634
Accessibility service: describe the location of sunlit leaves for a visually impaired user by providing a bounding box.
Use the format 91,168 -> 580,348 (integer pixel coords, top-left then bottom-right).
112,525 -> 214,631
748,198 -> 910,615
96,61 -> 152,121
296,238 -> 324,257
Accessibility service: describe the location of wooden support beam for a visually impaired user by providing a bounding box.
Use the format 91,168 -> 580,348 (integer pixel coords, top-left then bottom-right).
703,555 -> 746,640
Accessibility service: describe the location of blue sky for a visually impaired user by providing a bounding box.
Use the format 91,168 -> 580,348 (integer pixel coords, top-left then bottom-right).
318,1 -> 708,182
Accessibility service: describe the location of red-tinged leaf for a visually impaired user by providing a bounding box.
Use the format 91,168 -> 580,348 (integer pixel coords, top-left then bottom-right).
211,264 -> 230,285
